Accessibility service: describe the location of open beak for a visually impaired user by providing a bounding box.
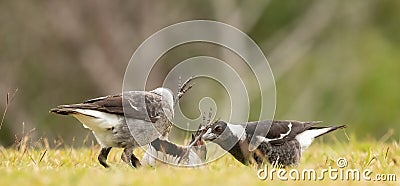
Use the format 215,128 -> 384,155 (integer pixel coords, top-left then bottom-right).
201,128 -> 217,141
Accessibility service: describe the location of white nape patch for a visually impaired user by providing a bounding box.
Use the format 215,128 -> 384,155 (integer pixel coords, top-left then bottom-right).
72,109 -> 120,131
295,127 -> 331,152
227,123 -> 246,141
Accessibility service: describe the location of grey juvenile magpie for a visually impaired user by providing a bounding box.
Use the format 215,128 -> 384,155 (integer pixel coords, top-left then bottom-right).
201,120 -> 346,167
50,88 -> 175,168
50,77 -> 195,168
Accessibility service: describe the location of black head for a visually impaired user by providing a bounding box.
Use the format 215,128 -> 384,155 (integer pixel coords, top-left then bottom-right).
201,120 -> 245,155
202,120 -> 228,141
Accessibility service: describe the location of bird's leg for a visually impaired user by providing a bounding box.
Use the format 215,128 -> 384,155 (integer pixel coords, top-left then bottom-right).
121,147 -> 141,168
121,147 -> 131,165
98,147 -> 112,168
130,154 -> 141,168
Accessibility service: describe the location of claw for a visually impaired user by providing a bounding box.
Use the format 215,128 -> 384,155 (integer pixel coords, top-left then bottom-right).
121,147 -> 141,168
177,76 -> 198,100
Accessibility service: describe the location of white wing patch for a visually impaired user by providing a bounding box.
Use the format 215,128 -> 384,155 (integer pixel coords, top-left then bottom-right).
142,145 -> 180,166
141,146 -> 156,167
255,123 -> 293,144
295,127 -> 331,152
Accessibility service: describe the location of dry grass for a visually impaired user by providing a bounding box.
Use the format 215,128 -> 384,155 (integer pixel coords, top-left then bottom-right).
0,89 -> 18,130
0,133 -> 399,186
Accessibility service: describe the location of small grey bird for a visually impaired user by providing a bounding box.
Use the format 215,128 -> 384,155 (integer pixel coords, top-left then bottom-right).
142,135 -> 207,167
50,88 -> 175,168
201,120 -> 346,167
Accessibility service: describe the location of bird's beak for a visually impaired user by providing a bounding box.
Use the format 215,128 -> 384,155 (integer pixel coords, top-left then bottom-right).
201,128 -> 217,141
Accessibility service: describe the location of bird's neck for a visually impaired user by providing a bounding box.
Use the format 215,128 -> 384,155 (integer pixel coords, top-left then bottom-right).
227,141 -> 248,165
215,134 -> 250,165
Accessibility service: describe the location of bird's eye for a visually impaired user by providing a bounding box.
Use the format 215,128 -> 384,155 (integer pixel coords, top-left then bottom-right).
214,125 -> 223,133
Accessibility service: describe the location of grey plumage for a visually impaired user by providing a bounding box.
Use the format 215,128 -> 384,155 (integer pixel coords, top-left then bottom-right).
50,88 -> 175,168
201,120 -> 346,167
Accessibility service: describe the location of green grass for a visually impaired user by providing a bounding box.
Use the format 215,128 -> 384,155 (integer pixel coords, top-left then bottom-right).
1,137 -> 399,186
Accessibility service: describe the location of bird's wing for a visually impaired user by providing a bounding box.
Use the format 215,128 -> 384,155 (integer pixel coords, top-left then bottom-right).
83,94 -> 124,114
245,120 -> 321,145
50,94 -> 123,116
124,91 -> 174,123
51,91 -> 173,123
145,138 -> 202,166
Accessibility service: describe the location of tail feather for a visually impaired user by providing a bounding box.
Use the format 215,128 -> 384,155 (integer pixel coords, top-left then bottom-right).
295,124 -> 346,152
302,121 -> 324,131
310,125 -> 346,138
50,104 -> 87,115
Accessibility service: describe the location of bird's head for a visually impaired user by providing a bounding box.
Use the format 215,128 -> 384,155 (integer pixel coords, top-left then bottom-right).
201,120 -> 229,141
201,120 -> 247,152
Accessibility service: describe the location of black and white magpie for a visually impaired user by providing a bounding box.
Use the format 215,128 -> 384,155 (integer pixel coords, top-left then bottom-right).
201,120 -> 346,167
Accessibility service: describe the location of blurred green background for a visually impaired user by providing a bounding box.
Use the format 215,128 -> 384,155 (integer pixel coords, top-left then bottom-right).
1,0 -> 399,147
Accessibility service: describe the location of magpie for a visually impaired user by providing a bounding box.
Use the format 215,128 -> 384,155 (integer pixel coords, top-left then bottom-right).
201,120 -> 346,167
50,77 -> 196,168
50,88 -> 176,168
142,134 -> 207,167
